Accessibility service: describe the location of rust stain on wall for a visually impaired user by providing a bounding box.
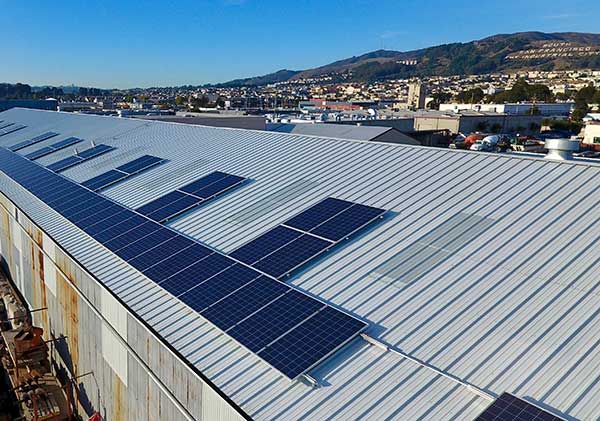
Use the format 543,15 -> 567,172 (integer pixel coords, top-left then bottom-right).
114,374 -> 125,421
57,272 -> 80,378
37,249 -> 50,334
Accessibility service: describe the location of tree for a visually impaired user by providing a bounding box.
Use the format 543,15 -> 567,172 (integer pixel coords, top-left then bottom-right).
489,78 -> 554,103
571,98 -> 589,121
575,84 -> 597,103
427,92 -> 452,109
175,96 -> 185,106
455,88 -> 484,104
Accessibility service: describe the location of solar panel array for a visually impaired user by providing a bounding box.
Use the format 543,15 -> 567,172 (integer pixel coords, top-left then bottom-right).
136,171 -> 246,223
0,122 -> 13,130
25,137 -> 83,160
8,131 -> 60,152
476,393 -> 564,421
47,144 -> 115,172
230,197 -> 386,279
0,123 -> 26,137
81,155 -> 165,191
0,147 -> 377,380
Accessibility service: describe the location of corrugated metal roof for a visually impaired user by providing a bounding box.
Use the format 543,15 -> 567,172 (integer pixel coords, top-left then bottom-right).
0,108 -> 598,420
267,122 -> 396,141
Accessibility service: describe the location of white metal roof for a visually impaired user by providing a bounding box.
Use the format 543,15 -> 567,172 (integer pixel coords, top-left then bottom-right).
267,122 -> 398,141
0,108 -> 599,421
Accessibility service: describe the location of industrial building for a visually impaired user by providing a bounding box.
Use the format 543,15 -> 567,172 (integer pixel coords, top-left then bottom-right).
266,122 -> 420,145
439,102 -> 574,117
0,108 -> 598,421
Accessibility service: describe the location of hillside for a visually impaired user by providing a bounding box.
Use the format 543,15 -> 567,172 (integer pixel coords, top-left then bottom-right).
221,31 -> 600,86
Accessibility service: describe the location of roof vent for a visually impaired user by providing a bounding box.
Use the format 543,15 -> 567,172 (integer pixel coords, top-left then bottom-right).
544,138 -> 578,161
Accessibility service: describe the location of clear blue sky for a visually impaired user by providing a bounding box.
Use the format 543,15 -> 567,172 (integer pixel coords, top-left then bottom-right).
1,0 -> 598,89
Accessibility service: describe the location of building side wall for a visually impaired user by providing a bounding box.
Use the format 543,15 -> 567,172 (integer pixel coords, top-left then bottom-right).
0,193 -> 245,421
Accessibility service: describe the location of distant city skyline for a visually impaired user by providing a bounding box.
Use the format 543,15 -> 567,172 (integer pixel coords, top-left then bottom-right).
1,0 -> 599,89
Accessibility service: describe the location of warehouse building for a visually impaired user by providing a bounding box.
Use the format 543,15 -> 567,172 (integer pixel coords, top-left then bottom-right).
0,108 -> 598,421
266,122 -> 421,145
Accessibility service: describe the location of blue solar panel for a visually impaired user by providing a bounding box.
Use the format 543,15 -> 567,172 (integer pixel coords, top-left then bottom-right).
0,123 -> 13,130
285,197 -> 353,232
8,131 -> 58,151
0,125 -> 27,137
47,155 -> 83,172
113,228 -> 177,261
77,206 -> 127,229
136,191 -> 188,216
159,253 -> 235,296
177,264 -> 262,312
0,148 -> 371,380
48,144 -> 115,172
199,276 -> 289,331
69,203 -> 121,224
179,171 -> 228,195
125,236 -> 195,270
258,306 -> 366,379
25,137 -> 82,160
81,211 -> 134,235
475,393 -> 564,421
142,244 -> 214,281
25,146 -> 54,160
115,155 -> 164,174
78,144 -> 114,158
93,216 -> 149,243
136,171 -> 246,223
101,220 -> 162,250
145,194 -> 200,222
50,137 -> 83,150
253,234 -> 332,279
309,203 -> 386,241
229,290 -> 325,352
81,156 -> 164,192
189,174 -> 245,199
81,170 -> 127,191
229,226 -> 302,265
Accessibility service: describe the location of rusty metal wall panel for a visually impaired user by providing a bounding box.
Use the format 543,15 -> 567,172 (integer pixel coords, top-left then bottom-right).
0,196 -> 244,421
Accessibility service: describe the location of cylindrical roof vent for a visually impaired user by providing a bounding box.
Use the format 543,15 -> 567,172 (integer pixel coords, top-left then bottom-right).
544,138 -> 579,161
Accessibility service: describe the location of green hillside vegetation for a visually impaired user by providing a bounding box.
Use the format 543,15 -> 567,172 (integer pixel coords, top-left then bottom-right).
220,32 -> 600,86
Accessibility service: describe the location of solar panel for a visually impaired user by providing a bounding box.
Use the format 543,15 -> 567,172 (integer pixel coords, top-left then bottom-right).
475,393 -> 564,421
115,155 -> 165,174
144,194 -> 200,222
309,203 -> 386,241
179,171 -> 228,195
258,306 -> 367,379
47,144 -> 115,172
199,276 -> 289,331
25,137 -> 83,160
0,122 -> 13,130
80,155 -> 165,192
253,234 -> 332,279
0,124 -> 26,137
47,155 -> 84,172
159,253 -> 235,296
9,131 -> 59,151
135,171 -> 246,223
228,290 -> 325,352
229,226 -> 302,265
177,264 -> 263,312
141,243 -> 213,280
285,197 -> 353,232
0,148 -> 370,380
